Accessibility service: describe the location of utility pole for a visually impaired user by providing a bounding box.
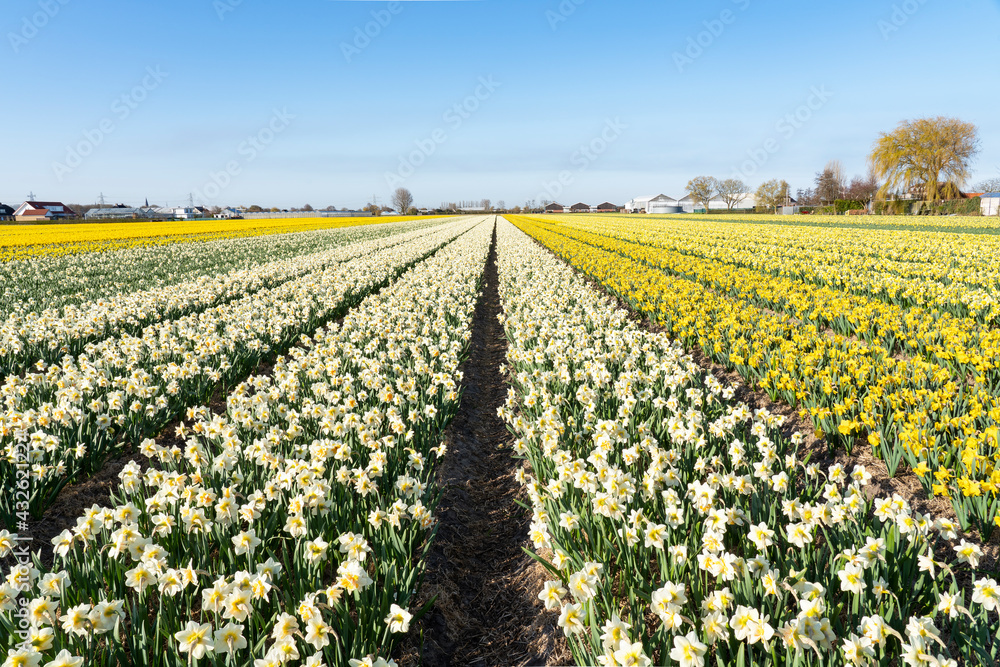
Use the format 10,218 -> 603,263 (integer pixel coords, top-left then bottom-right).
98,192 -> 106,207
28,191 -> 36,201
188,193 -> 195,208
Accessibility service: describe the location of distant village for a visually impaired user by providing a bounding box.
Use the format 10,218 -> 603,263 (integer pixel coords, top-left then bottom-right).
0,200 -> 389,222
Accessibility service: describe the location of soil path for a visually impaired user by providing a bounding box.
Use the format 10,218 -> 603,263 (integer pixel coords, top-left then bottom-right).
409,222 -> 567,667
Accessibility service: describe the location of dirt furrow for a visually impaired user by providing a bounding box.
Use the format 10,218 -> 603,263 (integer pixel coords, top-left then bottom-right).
405,222 -> 568,667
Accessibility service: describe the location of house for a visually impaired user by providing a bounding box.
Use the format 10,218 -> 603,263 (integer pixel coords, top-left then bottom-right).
214,208 -> 242,219
84,207 -> 159,220
544,203 -> 564,213
624,195 -> 678,214
0,203 -> 14,221
13,201 -> 76,221
569,202 -> 590,213
593,202 -> 618,213
156,206 -> 198,220
983,194 -> 1000,216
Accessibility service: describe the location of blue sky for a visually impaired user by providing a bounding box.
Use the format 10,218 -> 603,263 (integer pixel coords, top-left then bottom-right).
2,0 -> 999,209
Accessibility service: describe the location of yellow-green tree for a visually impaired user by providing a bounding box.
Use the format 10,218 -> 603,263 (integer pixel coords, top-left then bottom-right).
869,117 -> 979,201
755,179 -> 789,213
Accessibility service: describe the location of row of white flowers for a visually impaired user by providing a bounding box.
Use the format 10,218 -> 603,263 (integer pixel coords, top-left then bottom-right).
493,218 -> 999,667
1,218 -> 481,525
0,217 -> 493,666
0,219 -> 449,378
0,219 -> 446,319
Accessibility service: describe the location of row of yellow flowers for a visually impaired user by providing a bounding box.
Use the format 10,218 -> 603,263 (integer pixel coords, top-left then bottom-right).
539,217 -> 1000,386
0,216 -> 437,262
548,215 -> 1000,323
638,212 -> 1000,231
508,215 -> 1000,538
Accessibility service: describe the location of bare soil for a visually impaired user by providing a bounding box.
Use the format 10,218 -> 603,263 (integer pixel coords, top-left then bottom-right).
402,223 -> 569,667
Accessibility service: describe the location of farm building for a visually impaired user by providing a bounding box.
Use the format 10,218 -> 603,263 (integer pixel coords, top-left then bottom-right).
624,195 -> 677,214
84,207 -> 160,220
544,203 -> 565,213
13,201 -> 76,221
983,193 -> 1000,216
593,202 -> 618,212
711,193 -> 756,210
569,203 -> 590,213
0,203 -> 14,221
679,194 -> 729,213
156,206 -> 199,220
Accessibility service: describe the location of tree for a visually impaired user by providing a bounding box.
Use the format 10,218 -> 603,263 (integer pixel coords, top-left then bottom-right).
686,176 -> 719,213
717,178 -> 750,211
482,199 -> 492,212
756,179 -> 790,213
302,204 -> 314,212
363,202 -> 381,216
391,188 -> 414,215
796,188 -> 817,206
496,200 -> 505,212
815,168 -> 840,204
826,160 -> 845,197
846,171 -> 880,205
869,117 -> 980,201
973,177 -> 1000,193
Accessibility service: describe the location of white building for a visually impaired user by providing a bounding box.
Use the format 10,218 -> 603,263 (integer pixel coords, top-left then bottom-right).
624,195 -> 677,214
711,193 -> 756,210
677,193 -> 757,213
156,206 -> 198,220
214,208 -> 242,219
982,193 -> 1000,216
677,194 -> 724,213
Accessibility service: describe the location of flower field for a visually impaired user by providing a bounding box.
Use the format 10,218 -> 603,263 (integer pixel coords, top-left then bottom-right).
508,214 -> 1000,540
0,216 -> 438,263
495,217 -> 998,666
1,213 -> 998,666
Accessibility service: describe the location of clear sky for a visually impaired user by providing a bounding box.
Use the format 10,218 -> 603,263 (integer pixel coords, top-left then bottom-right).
2,0 -> 999,210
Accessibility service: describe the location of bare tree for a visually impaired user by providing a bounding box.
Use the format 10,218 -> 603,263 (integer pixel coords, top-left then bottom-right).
482,199 -> 492,212
686,176 -> 720,213
826,160 -> 845,197
496,200 -> 505,212
717,178 -> 750,211
973,177 -> 1000,193
846,170 -> 880,205
391,188 -> 414,215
